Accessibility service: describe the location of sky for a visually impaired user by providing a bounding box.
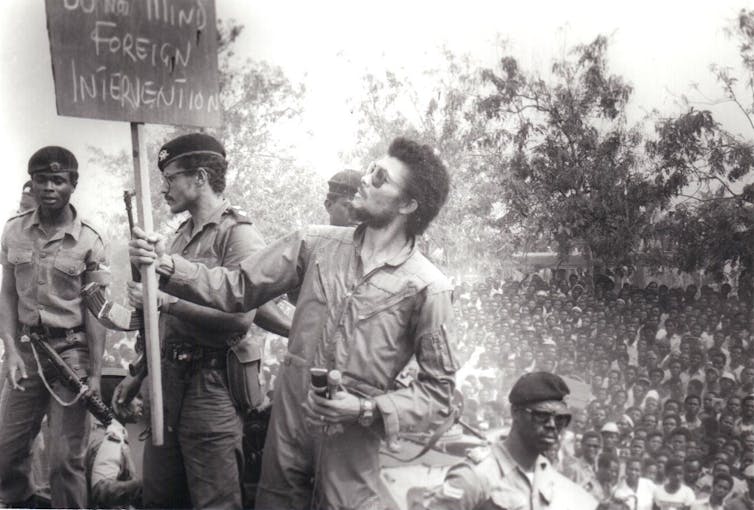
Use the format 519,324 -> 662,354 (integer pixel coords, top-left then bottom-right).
0,0 -> 751,222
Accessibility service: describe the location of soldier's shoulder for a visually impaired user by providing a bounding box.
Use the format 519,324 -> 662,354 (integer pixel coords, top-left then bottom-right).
80,217 -> 106,240
407,250 -> 452,293
5,208 -> 34,224
223,204 -> 254,225
466,445 -> 493,464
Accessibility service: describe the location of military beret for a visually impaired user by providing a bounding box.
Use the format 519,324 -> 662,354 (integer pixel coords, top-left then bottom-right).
28,146 -> 78,175
157,133 -> 226,171
508,371 -> 570,406
327,169 -> 361,197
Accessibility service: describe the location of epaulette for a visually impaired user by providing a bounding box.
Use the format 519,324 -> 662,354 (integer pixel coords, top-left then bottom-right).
80,217 -> 104,238
466,446 -> 492,464
6,209 -> 34,222
225,205 -> 253,225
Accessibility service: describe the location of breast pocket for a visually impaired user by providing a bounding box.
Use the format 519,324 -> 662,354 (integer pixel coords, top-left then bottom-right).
52,252 -> 87,300
489,487 -> 528,510
7,248 -> 33,282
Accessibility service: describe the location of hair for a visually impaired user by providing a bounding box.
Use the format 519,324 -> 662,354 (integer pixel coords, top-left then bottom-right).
387,137 -> 449,237
582,431 -> 602,444
684,454 -> 702,466
671,428 -> 690,440
174,154 -> 228,193
713,472 -> 734,488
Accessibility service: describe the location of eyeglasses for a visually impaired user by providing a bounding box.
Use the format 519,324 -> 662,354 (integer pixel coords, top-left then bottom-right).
522,408 -> 572,429
162,169 -> 196,187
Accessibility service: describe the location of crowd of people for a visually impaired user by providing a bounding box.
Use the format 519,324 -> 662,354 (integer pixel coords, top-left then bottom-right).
7,132 -> 754,510
451,271 -> 754,508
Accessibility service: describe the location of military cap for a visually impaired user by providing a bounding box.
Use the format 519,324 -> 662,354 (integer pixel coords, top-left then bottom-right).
28,146 -> 78,175
508,371 -> 570,406
157,133 -> 226,171
327,169 -> 361,197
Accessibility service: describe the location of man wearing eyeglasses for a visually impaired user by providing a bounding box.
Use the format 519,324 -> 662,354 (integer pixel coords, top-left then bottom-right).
423,371 -> 598,510
113,133 -> 291,509
128,137 -> 457,509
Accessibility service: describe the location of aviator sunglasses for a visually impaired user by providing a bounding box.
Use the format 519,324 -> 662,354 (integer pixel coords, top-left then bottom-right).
366,162 -> 398,189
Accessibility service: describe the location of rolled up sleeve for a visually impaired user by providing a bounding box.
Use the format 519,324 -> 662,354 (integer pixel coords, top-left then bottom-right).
373,287 -> 458,438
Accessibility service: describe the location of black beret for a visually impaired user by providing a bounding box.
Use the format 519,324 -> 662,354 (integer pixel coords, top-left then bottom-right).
157,133 -> 226,171
327,169 -> 361,197
508,371 -> 570,406
28,146 -> 78,175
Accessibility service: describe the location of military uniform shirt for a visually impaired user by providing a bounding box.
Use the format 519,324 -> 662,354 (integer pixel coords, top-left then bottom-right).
161,200 -> 265,348
0,206 -> 108,329
423,440 -> 598,510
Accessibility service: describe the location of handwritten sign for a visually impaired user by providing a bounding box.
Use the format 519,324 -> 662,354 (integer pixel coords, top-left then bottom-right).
46,0 -> 221,127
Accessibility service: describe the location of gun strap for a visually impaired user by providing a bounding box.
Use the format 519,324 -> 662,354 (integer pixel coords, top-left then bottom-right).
28,337 -> 85,407
381,407 -> 461,463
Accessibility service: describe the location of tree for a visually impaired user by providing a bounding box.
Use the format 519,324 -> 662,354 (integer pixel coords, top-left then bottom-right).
647,9 -> 754,282
479,36 -> 667,275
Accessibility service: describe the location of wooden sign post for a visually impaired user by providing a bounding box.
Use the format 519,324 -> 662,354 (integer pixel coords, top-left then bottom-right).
45,0 -> 222,445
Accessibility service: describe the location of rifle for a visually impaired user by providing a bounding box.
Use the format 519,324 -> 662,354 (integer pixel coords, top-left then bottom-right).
123,190 -> 147,377
79,191 -> 147,377
23,333 -> 114,427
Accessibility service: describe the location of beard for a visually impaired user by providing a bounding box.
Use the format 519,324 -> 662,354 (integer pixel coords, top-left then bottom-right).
351,205 -> 396,229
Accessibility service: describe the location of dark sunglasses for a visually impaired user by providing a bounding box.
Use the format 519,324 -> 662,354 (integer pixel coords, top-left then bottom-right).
522,407 -> 572,429
367,163 -> 396,189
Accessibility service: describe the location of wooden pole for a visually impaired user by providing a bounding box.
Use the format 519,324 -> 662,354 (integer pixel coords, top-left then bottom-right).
130,122 -> 164,445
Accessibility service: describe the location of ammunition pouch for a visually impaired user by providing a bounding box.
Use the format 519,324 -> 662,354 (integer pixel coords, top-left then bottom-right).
227,335 -> 264,414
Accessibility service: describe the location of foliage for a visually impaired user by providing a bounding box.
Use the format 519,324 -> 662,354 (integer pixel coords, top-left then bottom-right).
479,36 -> 667,270
646,9 -> 754,279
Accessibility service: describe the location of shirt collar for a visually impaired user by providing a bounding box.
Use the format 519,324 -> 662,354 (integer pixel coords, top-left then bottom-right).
179,199 -> 229,237
495,440 -> 555,504
352,223 -> 417,268
27,204 -> 82,241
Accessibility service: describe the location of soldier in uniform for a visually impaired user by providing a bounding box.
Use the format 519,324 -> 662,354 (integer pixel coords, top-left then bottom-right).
112,133 -> 291,509
421,371 -> 598,510
0,146 -> 109,508
128,136 -> 457,509
324,169 -> 361,227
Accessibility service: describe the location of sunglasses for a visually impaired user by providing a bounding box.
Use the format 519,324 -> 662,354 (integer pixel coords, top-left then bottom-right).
366,162 -> 398,189
522,407 -> 572,429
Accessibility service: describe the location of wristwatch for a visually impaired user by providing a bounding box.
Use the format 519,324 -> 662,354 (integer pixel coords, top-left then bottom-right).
358,398 -> 376,427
